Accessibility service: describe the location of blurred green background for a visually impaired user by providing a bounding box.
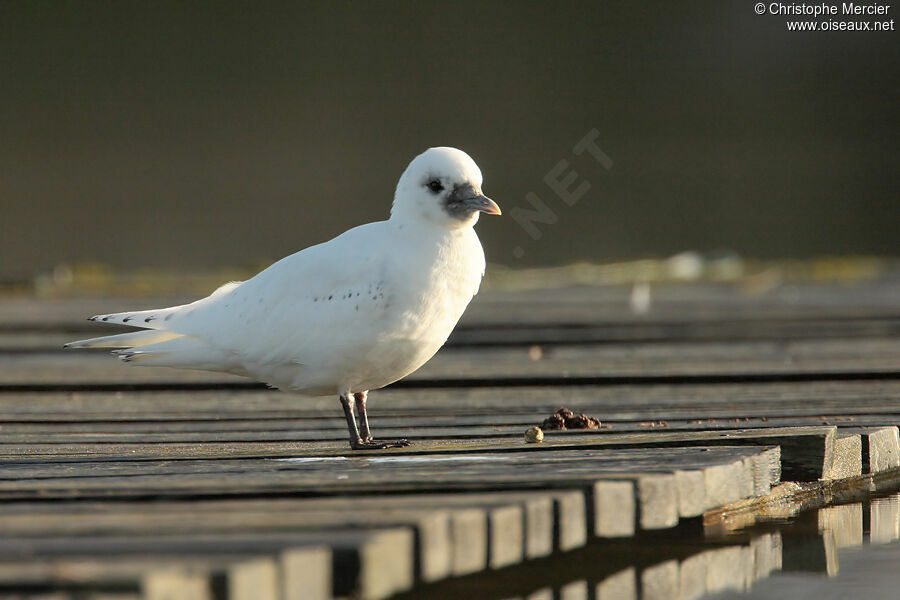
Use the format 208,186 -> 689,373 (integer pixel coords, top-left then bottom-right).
2,1 -> 897,282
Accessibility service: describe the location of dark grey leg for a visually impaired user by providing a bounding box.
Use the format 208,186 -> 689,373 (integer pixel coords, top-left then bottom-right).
354,391 -> 373,442
340,390 -> 409,450
339,394 -> 364,448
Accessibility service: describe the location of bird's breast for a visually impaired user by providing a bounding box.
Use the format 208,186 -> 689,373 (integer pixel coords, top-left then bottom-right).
271,226 -> 486,394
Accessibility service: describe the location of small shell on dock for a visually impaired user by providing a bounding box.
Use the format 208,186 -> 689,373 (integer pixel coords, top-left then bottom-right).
525,426 -> 544,443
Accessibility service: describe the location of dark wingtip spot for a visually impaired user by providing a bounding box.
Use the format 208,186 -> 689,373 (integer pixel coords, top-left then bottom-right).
328,295 -> 333,300
62,343 -> 70,349
144,316 -> 155,323
102,316 -> 111,321
122,317 -> 132,322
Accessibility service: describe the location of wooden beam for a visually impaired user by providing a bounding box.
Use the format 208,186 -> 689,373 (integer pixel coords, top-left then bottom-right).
841,426 -> 900,474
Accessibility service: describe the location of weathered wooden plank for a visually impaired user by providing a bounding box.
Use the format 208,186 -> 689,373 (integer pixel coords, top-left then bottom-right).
674,468 -> 707,518
0,506 -> 450,584
2,530 -> 408,600
5,313 -> 899,352
0,421 -> 879,475
0,555 -> 261,587
3,337 -> 900,385
558,580 -> 589,600
640,559 -> 679,600
0,448 -> 766,521
2,407 -> 897,431
390,520 -> 784,600
228,558 -> 280,600
0,492 -> 510,585
0,448 -> 769,549
1,379 -> 898,418
0,424 -> 831,493
142,570 -> 212,600
316,491 -> 564,560
517,495 -> 555,558
4,403 -> 895,433
0,490 -> 558,577
550,490 -> 588,551
841,426 -> 900,474
294,491 -> 564,562
592,481 -> 635,538
0,420 -> 855,452
280,546 -> 332,600
0,280 -> 893,598
0,410 -> 860,435
4,280 -> 898,329
0,440 -> 778,508
594,567 -> 637,600
336,528 -> 412,600
751,447 -> 782,495
764,427 -> 836,481
441,508 -> 487,576
636,474 -> 679,529
484,503 -> 523,569
822,432 -> 862,480
700,457 -> 753,512
0,593 -> 74,600
329,491 -> 565,558
0,445 -> 761,482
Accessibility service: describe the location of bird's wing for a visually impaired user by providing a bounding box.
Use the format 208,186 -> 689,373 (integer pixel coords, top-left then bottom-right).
104,221 -> 397,371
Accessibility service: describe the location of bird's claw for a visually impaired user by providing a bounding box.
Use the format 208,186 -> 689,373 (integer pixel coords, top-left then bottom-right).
350,438 -> 411,450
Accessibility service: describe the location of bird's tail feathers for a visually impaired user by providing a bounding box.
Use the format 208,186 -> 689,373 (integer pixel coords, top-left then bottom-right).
112,336 -> 246,374
86,282 -> 241,329
64,330 -> 183,350
87,306 -> 185,329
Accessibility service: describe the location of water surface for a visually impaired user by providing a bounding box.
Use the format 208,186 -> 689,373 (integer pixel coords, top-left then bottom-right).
396,490 -> 900,600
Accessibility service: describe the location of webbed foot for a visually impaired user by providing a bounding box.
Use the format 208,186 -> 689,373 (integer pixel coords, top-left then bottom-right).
350,438 -> 411,450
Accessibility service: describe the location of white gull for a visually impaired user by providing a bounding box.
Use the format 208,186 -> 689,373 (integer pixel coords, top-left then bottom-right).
66,147 -> 501,449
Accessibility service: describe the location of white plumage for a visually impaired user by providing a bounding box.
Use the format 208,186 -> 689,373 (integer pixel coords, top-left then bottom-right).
67,147 -> 501,449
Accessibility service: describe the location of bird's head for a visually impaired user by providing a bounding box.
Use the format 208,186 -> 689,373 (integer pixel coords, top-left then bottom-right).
391,147 -> 501,229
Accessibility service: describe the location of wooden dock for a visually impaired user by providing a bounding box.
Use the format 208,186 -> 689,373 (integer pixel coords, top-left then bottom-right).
0,273 -> 899,599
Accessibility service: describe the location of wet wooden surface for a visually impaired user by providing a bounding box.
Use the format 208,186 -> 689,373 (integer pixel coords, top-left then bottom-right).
0,279 -> 898,599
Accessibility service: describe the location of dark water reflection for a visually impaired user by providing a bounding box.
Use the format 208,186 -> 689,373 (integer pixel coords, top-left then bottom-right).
707,493 -> 900,600
396,491 -> 900,600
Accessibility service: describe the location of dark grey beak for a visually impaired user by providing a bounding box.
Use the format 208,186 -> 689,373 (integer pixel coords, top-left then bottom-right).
454,183 -> 501,215
464,193 -> 502,216
445,183 -> 502,219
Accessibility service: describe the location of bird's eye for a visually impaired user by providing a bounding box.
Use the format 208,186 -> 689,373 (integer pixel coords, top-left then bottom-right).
426,180 -> 444,193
